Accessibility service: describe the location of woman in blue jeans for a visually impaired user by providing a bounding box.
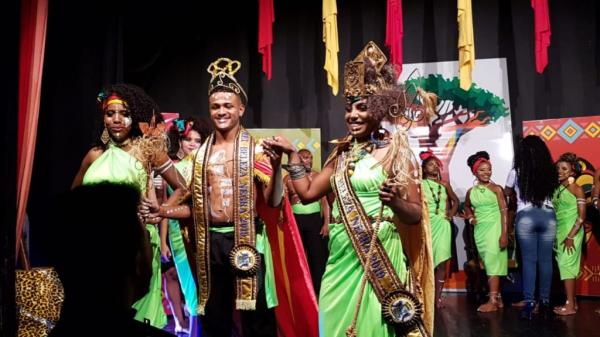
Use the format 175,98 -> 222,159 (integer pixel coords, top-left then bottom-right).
505,135 -> 558,319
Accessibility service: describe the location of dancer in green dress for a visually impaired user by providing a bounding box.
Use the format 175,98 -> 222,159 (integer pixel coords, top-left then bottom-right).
72,84 -> 188,329
159,117 -> 209,333
420,150 -> 459,309
552,152 -> 586,316
264,41 -> 436,337
464,151 -> 508,313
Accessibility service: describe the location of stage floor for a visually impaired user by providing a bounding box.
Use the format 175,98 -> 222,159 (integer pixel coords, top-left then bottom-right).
435,293 -> 600,337
160,293 -> 600,336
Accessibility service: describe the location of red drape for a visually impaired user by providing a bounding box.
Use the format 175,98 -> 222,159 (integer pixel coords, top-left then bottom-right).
17,0 -> 48,257
255,161 -> 319,337
532,0 -> 551,73
258,0 -> 275,80
385,0 -> 404,76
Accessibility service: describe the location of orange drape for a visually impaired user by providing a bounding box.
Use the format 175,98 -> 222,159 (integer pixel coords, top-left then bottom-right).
17,0 -> 48,257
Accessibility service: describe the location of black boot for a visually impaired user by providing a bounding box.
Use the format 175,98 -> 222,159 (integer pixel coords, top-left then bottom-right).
520,301 -> 536,320
538,301 -> 552,320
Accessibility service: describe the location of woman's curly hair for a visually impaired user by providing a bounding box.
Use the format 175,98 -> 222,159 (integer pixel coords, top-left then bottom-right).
557,152 -> 582,176
167,117 -> 211,159
95,83 -> 159,147
362,61 -> 403,123
467,151 -> 490,171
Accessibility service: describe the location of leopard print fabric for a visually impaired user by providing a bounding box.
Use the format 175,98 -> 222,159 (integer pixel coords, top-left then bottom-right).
16,267 -> 64,337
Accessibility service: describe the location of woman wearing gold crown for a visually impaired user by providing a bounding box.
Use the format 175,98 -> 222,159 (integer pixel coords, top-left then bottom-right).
264,41 -> 435,337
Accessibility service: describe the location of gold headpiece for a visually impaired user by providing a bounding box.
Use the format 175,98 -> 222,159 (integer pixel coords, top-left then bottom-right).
207,57 -> 248,104
343,41 -> 388,97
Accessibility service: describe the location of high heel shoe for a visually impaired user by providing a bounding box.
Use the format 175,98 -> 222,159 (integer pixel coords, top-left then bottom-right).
538,301 -> 552,320
520,301 -> 536,320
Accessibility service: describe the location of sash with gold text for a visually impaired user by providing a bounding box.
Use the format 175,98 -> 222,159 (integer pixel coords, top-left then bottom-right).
192,129 -> 258,314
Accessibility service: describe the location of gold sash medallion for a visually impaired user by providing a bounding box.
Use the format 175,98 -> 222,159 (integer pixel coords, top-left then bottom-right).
230,244 -> 261,276
382,289 -> 423,333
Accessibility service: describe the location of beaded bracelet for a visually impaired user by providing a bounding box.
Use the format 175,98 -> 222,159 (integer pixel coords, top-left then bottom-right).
285,164 -> 307,180
156,159 -> 174,174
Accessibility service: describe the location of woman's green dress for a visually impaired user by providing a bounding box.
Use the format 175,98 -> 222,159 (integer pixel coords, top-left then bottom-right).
82,145 -> 167,328
319,154 -> 407,337
165,156 -> 202,314
469,186 -> 507,276
423,179 -> 452,267
552,185 -> 583,280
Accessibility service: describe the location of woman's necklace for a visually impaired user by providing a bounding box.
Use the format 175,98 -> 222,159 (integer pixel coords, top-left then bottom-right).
425,179 -> 442,214
346,140 -> 373,176
108,138 -> 131,148
476,181 -> 491,192
556,183 -> 568,199
345,136 -> 391,176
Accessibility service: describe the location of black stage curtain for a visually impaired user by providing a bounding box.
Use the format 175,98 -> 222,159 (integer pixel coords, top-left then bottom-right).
0,0 -> 19,335
28,0 -> 600,263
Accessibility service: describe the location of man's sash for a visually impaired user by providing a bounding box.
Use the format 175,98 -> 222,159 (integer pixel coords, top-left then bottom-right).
192,128 -> 259,314
331,151 -> 427,335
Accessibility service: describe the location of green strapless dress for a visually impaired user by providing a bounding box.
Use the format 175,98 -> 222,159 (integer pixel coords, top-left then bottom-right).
423,179 -> 452,267
552,186 -> 583,280
82,145 -> 167,328
469,186 -> 507,276
319,154 -> 407,337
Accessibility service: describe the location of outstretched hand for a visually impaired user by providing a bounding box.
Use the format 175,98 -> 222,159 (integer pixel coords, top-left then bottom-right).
262,136 -> 295,156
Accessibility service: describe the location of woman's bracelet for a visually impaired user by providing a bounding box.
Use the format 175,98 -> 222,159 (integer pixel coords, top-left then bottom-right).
567,235 -> 575,240
284,163 -> 307,180
156,159 -> 174,175
576,198 -> 586,205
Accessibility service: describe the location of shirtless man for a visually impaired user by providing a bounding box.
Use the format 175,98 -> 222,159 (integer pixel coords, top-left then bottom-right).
152,58 -> 284,337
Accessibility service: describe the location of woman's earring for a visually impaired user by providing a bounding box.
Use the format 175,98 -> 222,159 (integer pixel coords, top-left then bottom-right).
101,127 -> 110,144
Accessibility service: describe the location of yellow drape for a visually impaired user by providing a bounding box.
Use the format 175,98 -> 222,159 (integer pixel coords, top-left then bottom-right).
323,0 -> 339,95
457,0 -> 474,91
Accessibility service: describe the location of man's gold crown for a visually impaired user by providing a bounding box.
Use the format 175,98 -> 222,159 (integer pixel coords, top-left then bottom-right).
207,57 -> 248,104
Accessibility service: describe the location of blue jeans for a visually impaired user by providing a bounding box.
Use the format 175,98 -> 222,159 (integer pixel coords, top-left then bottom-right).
515,206 -> 557,302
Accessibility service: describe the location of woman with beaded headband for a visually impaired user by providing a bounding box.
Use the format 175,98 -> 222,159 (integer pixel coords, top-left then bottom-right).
552,152 -> 586,316
71,83 -> 189,329
157,117 -> 210,333
463,151 -> 508,312
264,41 -> 435,337
419,150 -> 459,310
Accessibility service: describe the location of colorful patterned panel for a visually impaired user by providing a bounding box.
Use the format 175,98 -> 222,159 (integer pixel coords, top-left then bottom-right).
557,119 -> 584,144
585,121 -> 600,138
540,125 -> 557,141
248,128 -> 322,169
